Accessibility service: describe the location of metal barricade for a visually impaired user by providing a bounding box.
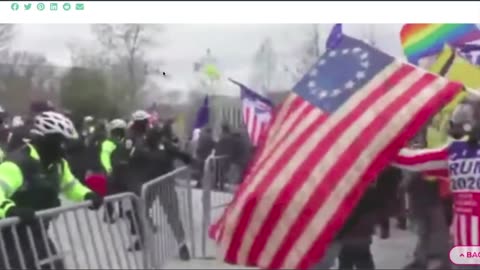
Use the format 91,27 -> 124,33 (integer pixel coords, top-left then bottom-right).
0,192 -> 145,270
200,155 -> 236,259
140,166 -> 196,268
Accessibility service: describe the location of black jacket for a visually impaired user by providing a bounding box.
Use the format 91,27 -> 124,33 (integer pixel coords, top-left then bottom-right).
338,184 -> 380,239
196,132 -> 215,160
7,125 -> 31,152
215,132 -> 235,157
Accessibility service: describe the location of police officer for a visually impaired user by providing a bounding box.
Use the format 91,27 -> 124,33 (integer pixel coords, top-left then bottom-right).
0,111 -> 103,269
127,110 -> 152,189
100,119 -> 128,180
100,118 -> 128,222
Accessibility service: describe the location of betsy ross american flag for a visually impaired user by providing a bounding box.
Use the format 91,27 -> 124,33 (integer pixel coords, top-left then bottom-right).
210,34 -> 463,269
230,79 -> 274,146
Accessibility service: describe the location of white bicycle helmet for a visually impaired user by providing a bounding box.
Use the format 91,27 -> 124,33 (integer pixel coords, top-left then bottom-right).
11,116 -> 24,127
31,111 -> 78,139
131,110 -> 150,121
109,119 -> 127,130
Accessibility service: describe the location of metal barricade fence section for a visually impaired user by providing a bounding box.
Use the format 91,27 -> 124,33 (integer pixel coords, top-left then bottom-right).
140,166 -> 196,268
0,193 -> 145,270
200,155 -> 235,259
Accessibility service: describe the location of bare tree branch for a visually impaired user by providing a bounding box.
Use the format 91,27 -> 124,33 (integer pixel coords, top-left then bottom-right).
249,37 -> 278,93
90,24 -> 165,108
0,24 -> 15,50
284,24 -> 324,82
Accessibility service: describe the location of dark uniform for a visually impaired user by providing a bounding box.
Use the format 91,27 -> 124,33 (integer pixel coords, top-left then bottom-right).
121,130 -> 152,250
0,144 -> 93,269
7,124 -> 31,153
144,126 -> 191,259
83,123 -> 107,174
99,136 -> 130,221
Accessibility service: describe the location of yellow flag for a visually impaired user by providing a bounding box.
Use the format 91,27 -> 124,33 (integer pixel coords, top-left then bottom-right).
203,63 -> 221,81
426,45 -> 480,147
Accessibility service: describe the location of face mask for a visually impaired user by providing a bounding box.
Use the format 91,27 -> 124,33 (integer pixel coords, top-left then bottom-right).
35,134 -> 66,164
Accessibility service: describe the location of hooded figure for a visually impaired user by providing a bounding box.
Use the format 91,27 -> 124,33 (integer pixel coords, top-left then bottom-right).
449,96 -> 480,142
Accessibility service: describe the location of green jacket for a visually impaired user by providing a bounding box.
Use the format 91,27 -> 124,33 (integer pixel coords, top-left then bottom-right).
0,144 -> 91,218
100,139 -> 117,175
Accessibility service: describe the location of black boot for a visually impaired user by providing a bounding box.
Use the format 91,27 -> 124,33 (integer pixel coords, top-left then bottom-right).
397,216 -> 407,230
380,226 -> 390,239
127,240 -> 142,252
179,244 -> 191,261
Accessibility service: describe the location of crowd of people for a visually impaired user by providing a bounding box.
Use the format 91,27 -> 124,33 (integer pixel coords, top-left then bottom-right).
0,100 -> 194,269
2,93 -> 480,270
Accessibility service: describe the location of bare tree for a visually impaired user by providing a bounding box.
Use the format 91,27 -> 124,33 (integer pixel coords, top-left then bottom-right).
0,24 -> 15,51
66,42 -> 112,70
249,37 -> 278,94
91,24 -> 165,108
291,24 -> 323,81
0,50 -> 54,112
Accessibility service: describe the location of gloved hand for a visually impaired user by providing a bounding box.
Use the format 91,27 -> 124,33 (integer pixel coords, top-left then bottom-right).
176,151 -> 192,165
6,206 -> 36,224
84,192 -> 104,210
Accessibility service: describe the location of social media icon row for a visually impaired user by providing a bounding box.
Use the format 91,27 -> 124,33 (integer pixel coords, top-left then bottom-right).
11,3 -> 84,11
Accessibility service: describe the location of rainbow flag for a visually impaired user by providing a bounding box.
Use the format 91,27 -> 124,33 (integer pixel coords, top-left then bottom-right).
400,24 -> 480,64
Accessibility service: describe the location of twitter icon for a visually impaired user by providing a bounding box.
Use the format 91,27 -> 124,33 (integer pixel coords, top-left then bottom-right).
24,3 -> 32,10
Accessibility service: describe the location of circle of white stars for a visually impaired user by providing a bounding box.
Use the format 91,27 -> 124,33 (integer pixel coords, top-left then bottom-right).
450,148 -> 480,160
307,46 -> 370,100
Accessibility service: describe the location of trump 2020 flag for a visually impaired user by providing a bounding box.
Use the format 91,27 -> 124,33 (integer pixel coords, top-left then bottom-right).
210,33 -> 463,269
230,79 -> 273,146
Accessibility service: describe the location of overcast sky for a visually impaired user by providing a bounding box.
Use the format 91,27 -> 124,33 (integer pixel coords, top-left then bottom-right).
13,24 -> 403,94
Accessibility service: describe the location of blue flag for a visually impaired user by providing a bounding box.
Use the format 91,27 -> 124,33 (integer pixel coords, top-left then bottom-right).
326,23 -> 343,50
192,95 -> 209,140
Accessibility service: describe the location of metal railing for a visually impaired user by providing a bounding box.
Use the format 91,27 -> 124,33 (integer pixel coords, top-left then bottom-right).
0,193 -> 144,270
140,166 -> 196,268
0,166 -> 199,270
200,154 -> 236,259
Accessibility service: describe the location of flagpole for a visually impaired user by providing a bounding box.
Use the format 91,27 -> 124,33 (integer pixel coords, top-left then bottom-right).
198,48 -> 221,139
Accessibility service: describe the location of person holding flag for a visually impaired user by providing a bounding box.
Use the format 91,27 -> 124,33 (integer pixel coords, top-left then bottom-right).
391,92 -> 480,269
190,96 -> 215,186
